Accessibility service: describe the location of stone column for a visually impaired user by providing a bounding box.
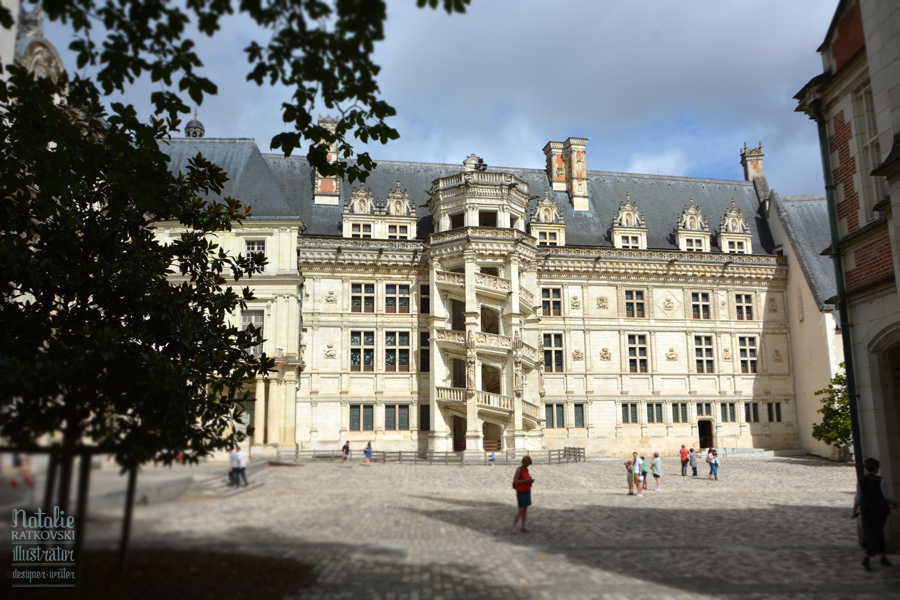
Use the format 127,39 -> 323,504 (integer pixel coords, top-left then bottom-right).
266,371 -> 283,447
254,377 -> 267,446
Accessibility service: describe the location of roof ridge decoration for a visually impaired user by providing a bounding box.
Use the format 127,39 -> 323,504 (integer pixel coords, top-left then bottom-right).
386,178 -> 412,217
612,194 -> 646,229
530,189 -> 565,224
720,200 -> 751,234
346,187 -> 375,215
677,197 -> 709,232
463,154 -> 487,172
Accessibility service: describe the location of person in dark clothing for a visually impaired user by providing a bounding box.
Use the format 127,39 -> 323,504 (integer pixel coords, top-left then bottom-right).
852,457 -> 898,570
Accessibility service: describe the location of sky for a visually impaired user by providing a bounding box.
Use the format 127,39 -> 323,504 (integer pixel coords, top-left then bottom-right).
45,0 -> 838,196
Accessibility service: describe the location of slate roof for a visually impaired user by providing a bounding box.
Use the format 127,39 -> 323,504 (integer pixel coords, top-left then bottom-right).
772,192 -> 837,311
163,138 -> 775,253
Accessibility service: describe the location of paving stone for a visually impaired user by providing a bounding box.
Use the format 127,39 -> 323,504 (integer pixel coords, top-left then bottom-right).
72,457 -> 900,597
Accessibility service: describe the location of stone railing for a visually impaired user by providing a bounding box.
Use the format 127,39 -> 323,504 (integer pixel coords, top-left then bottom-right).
475,391 -> 513,412
474,272 -> 511,293
435,270 -> 465,286
433,171 -> 528,191
519,286 -> 534,305
535,246 -> 786,266
523,400 -> 541,419
429,227 -> 531,245
433,329 -> 466,345
436,387 -> 466,404
475,331 -> 512,350
520,343 -> 541,362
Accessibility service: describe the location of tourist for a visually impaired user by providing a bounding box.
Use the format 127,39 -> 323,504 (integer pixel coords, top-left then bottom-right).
341,440 -> 351,467
227,447 -> 239,486
689,448 -> 698,477
234,445 -> 248,487
511,456 -> 534,533
364,441 -> 372,467
679,444 -> 689,476
625,460 -> 635,495
640,456 -> 648,486
632,452 -> 644,497
651,452 -> 663,491
708,449 -> 719,481
852,457 -> 899,570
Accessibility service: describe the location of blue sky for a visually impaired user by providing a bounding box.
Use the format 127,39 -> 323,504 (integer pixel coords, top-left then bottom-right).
45,0 -> 838,196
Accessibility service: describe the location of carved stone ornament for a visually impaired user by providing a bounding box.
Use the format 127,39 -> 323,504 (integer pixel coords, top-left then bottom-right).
466,329 -> 476,350
599,348 -> 612,361
597,296 -> 609,310
570,296 -> 581,310
612,195 -> 647,229
662,297 -> 675,311
768,298 -> 777,312
386,178 -> 412,217
466,356 -> 476,389
773,349 -> 783,362
721,300 -> 727,310
666,348 -> 678,361
347,187 -> 374,215
324,345 -> 337,359
677,197 -> 710,232
723,348 -> 732,361
514,360 -> 523,389
720,200 -> 751,234
325,291 -> 337,304
572,349 -> 584,361
530,189 -> 565,224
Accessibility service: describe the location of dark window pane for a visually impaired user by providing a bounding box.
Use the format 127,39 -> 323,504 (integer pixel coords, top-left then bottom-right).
399,405 -> 409,430
631,404 -> 637,423
364,332 -> 374,345
350,405 -> 360,431
574,404 -> 584,427
363,405 -> 374,430
546,405 -> 554,427
399,332 -> 409,346
420,404 -> 430,431
556,405 -> 565,428
385,405 -> 396,430
351,332 -> 361,345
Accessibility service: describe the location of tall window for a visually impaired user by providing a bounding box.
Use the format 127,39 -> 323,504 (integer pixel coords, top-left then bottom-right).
647,403 -> 664,423
419,331 -> 430,373
241,310 -> 265,356
574,404 -> 585,428
419,404 -> 430,432
767,402 -> 782,422
542,288 -> 561,316
721,402 -> 736,422
694,335 -> 714,373
385,284 -> 410,313
745,402 -> 760,423
622,403 -> 639,424
543,333 -> 564,372
627,334 -> 648,373
855,85 -> 886,218
245,240 -> 266,272
698,402 -> 712,416
387,225 -> 408,240
739,337 -> 757,373
351,283 -> 375,313
385,331 -> 410,372
538,231 -> 558,246
349,405 -> 374,431
350,331 -> 374,372
351,223 -> 372,238
625,290 -> 645,317
735,294 -> 753,320
420,285 -> 430,314
384,405 -> 410,430
691,292 -> 711,319
672,403 -> 689,423
620,235 -> 640,249
545,404 -> 566,428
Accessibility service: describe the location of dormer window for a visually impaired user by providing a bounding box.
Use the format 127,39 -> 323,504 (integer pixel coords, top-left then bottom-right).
388,225 -> 408,240
528,190 -> 566,246
611,195 -> 647,249
718,200 -> 753,254
676,198 -> 711,252
351,223 -> 372,238
538,231 -> 558,246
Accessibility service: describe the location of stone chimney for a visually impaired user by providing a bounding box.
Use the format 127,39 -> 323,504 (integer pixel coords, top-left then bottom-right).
314,116 -> 341,205
543,137 -> 589,211
740,142 -> 765,182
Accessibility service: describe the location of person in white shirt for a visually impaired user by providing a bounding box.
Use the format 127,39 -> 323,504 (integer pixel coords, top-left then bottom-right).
632,452 -> 644,496
234,446 -> 248,487
227,448 -> 239,487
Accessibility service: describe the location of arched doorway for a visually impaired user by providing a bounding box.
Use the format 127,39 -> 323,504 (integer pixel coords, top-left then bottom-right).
698,420 -> 714,449
483,422 -> 503,452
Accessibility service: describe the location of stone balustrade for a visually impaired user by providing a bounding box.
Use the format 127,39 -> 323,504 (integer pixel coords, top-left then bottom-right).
474,272 -> 511,293
436,387 -> 466,404
433,329 -> 466,345
475,331 -> 512,350
519,286 -> 534,305
520,343 -> 541,362
475,391 -> 513,412
435,270 -> 465,286
523,400 -> 541,419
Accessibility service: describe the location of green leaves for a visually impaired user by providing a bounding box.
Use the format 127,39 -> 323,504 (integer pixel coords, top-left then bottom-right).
811,363 -> 852,448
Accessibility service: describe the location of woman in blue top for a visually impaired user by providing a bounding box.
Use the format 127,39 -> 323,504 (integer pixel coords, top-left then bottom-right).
364,441 -> 372,467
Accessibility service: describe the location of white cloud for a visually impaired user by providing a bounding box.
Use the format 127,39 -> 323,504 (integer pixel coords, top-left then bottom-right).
626,150 -> 691,177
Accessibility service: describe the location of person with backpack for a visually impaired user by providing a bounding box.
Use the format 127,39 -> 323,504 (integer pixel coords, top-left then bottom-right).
852,457 -> 898,570
511,456 -> 534,533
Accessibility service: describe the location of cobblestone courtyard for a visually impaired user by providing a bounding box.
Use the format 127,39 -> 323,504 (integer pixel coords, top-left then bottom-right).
75,457 -> 900,598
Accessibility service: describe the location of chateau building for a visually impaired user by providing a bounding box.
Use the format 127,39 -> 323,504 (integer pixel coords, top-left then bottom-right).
161,119 -> 802,456
795,0 -> 900,547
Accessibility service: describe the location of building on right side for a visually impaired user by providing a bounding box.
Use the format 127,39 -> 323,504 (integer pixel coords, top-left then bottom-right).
795,0 -> 900,548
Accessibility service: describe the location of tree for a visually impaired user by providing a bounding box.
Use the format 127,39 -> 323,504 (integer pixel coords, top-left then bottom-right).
811,363 -> 852,450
